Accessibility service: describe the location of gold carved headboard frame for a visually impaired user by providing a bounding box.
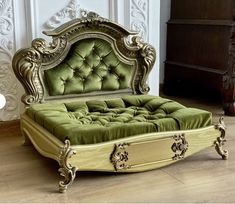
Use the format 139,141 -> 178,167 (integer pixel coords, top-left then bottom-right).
12,12 -> 156,105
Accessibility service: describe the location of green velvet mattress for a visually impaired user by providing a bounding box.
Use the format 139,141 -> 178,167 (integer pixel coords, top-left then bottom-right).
26,95 -> 212,145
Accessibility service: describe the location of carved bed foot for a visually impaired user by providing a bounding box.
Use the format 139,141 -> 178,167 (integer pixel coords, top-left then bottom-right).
58,140 -> 78,193
21,130 -> 32,146
215,117 -> 229,160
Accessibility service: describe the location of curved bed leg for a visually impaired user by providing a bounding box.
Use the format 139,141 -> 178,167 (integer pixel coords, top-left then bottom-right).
215,117 -> 229,160
58,140 -> 78,193
21,129 -> 32,146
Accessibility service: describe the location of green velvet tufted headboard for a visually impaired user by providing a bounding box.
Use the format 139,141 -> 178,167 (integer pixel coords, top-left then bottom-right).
12,12 -> 156,105
44,38 -> 134,96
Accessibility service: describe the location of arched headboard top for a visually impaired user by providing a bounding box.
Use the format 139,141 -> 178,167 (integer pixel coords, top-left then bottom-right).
43,12 -> 138,38
12,12 -> 156,105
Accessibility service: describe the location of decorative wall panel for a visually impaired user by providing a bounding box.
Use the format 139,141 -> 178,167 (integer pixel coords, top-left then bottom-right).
44,0 -> 87,29
130,0 -> 149,41
0,0 -> 19,121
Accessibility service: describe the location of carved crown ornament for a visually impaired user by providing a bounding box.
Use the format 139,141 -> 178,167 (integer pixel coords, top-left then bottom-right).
12,11 -> 156,106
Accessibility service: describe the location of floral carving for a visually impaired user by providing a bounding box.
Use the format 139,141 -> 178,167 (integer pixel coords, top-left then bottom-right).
130,0 -> 148,41
44,0 -> 88,30
110,143 -> 130,171
171,133 -> 188,160
0,0 -> 19,121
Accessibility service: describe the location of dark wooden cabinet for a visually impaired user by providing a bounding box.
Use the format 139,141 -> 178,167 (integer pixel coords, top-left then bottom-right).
164,0 -> 235,116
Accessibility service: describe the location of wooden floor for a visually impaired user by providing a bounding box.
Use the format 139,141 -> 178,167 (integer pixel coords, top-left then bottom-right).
0,96 -> 234,203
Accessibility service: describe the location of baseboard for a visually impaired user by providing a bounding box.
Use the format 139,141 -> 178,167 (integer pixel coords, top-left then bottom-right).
0,119 -> 20,130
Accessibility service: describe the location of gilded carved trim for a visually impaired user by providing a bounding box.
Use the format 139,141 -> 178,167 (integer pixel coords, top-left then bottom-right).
110,143 -> 130,171
0,0 -> 19,120
131,36 -> 156,94
58,140 -> 77,193
215,117 -> 229,160
171,133 -> 188,160
12,12 -> 156,105
31,37 -> 68,64
12,48 -> 42,105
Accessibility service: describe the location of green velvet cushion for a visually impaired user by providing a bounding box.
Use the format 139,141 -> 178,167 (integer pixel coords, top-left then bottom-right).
44,38 -> 134,96
26,95 -> 212,145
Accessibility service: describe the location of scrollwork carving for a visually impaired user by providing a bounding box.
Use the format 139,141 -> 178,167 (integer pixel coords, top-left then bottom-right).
130,0 -> 148,41
139,39 -> 156,94
171,133 -> 188,160
215,117 -> 229,160
58,140 -> 77,193
32,37 -> 67,64
12,48 -> 42,105
110,143 -> 130,171
44,0 -> 81,29
0,0 -> 19,121
0,0 -> 12,35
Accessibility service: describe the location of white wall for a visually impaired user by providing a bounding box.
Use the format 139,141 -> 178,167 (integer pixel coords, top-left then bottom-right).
0,0 -> 166,121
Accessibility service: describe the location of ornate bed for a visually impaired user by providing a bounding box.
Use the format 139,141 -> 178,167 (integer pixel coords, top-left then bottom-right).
12,12 -> 228,193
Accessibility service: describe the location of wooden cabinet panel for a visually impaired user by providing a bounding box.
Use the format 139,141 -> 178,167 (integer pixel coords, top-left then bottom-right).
164,0 -> 235,116
171,0 -> 233,20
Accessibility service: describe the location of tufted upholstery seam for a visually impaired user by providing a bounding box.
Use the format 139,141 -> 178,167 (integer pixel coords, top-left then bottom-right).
73,50 -> 85,60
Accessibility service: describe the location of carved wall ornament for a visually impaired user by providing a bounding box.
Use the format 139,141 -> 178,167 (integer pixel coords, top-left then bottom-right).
58,140 -> 78,193
130,0 -> 149,41
110,143 -> 130,171
215,117 -> 229,160
44,0 -> 88,30
0,0 -> 19,121
171,133 -> 188,160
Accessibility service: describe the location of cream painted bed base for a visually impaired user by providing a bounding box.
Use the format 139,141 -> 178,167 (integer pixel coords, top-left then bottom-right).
21,113 -> 228,193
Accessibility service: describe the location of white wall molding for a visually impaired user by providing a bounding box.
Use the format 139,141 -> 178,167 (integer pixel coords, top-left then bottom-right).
0,0 -> 19,121
24,0 -> 38,45
148,0 -> 160,95
109,0 -> 116,21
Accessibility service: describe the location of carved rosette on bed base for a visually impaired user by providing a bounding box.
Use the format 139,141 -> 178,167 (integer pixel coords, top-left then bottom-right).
58,140 -> 78,193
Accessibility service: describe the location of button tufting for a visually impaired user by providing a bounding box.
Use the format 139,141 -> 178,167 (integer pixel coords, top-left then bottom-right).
63,79 -> 68,84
